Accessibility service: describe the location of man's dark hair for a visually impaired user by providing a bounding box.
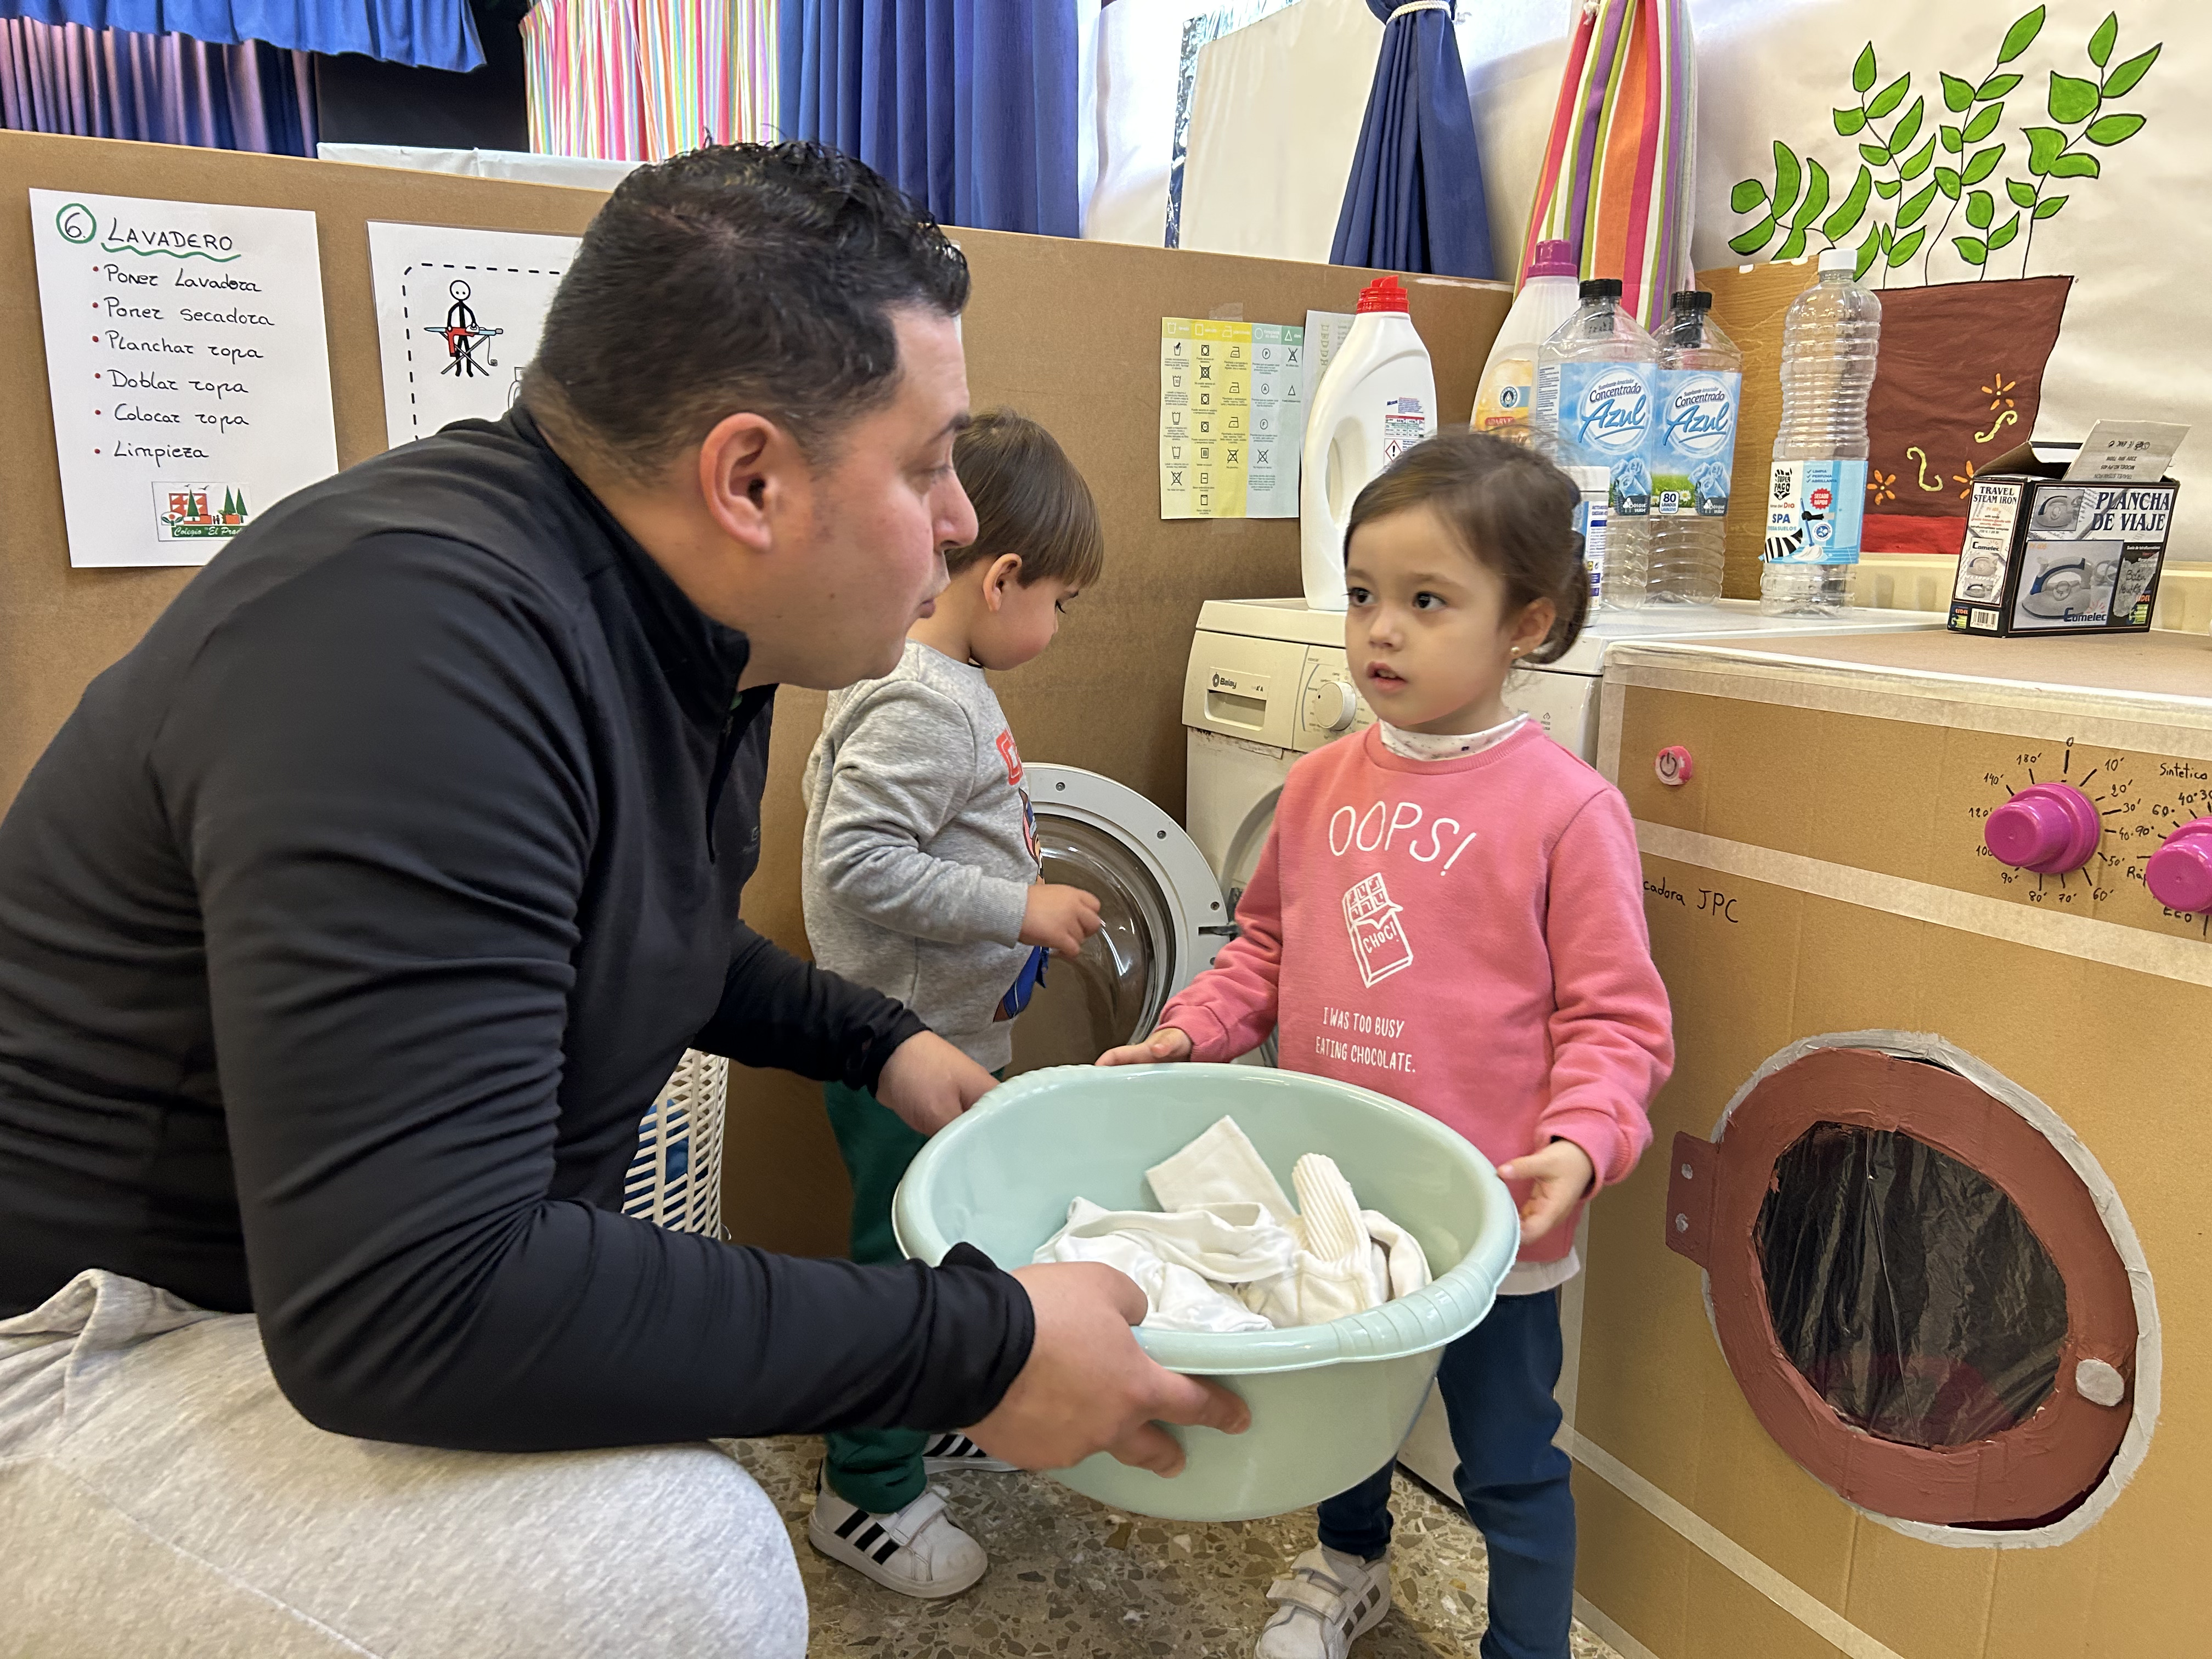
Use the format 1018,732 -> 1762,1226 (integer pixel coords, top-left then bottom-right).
523,141 -> 970,479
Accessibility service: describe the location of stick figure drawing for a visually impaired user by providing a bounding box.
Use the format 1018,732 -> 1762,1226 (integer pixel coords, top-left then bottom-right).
426,279 -> 504,378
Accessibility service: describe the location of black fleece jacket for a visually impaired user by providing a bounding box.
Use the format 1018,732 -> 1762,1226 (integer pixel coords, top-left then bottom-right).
0,410 -> 1031,1450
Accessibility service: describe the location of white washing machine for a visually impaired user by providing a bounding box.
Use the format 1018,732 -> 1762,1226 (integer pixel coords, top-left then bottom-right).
1005,765 -> 1234,1076
1182,595 -> 1948,1500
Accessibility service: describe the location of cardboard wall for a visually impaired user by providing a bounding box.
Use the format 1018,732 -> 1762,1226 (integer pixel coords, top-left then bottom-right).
0,130 -> 1510,1257
0,132 -> 610,809
1696,257 -> 1819,602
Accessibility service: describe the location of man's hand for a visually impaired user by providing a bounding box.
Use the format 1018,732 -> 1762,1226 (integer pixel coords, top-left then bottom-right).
1020,883 -> 1104,957
1497,1138 -> 1596,1244
874,1031 -> 997,1136
964,1261 -> 1250,1474
1095,1026 -> 1194,1068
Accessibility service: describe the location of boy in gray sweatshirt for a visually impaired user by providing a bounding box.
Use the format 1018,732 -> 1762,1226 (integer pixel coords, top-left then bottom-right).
800,410 -> 1106,1598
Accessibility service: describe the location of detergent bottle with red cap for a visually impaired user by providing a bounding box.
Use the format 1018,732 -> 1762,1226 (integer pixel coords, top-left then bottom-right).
1299,274 -> 1437,612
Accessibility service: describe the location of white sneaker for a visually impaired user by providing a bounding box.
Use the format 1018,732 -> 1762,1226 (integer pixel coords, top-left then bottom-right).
921,1431 -> 1018,1475
808,1480 -> 989,1598
1255,1546 -> 1391,1659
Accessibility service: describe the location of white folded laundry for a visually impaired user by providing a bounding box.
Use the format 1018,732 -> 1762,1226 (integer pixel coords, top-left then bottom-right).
1144,1115 -> 1298,1227
1035,1116 -> 1432,1334
1035,1197 -> 1293,1333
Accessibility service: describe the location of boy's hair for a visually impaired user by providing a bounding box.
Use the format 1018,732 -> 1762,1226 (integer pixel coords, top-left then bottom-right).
947,410 -> 1106,590
1344,431 -> 1590,665
523,141 -> 969,481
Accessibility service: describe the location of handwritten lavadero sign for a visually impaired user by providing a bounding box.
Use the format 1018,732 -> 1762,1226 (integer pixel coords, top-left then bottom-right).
30,189 -> 338,569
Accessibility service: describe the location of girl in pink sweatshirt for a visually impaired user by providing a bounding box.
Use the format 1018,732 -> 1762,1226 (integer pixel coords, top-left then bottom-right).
1101,431 -> 1672,1659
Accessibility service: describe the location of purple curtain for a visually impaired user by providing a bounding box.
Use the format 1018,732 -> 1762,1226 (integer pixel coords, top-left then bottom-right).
1,15 -> 315,152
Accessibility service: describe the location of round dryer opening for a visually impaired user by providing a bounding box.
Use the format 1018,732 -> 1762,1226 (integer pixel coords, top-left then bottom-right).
1008,766 -> 1224,1075
1668,1034 -> 2157,1544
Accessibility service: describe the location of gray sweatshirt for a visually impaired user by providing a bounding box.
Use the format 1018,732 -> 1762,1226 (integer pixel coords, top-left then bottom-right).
802,641 -> 1039,1071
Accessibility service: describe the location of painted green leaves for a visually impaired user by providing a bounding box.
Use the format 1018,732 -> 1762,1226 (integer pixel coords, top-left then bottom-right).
1853,42 -> 1877,94
2048,73 -> 2100,123
2008,14 -> 2155,212
1728,3 -> 2156,281
1998,6 -> 2046,66
1729,143 -> 1844,259
1952,2 -> 2037,269
1825,165 -> 1874,242
2102,44 -> 2161,99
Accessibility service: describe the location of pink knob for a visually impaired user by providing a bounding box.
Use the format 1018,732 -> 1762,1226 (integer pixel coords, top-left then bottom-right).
1984,782 -> 2101,874
1655,746 -> 1694,787
2146,819 -> 2212,914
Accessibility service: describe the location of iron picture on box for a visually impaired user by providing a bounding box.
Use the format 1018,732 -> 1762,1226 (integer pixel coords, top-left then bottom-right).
1948,472 -> 2179,636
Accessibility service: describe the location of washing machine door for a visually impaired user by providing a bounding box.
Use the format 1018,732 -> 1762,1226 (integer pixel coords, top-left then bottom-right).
1217,789 -> 1284,1070
1008,765 -> 1229,1074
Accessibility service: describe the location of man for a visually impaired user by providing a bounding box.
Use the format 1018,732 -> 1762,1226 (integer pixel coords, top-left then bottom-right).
0,144 -> 1242,1656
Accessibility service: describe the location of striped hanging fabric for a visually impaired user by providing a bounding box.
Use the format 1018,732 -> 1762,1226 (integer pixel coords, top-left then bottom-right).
1519,0 -> 1696,330
523,0 -> 777,162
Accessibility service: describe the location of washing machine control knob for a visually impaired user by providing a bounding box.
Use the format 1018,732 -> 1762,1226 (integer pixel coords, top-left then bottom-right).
2146,817 -> 2212,913
1310,678 -> 1360,732
1984,782 -> 2101,874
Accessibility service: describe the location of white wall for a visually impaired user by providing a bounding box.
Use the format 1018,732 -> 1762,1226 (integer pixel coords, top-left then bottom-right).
1084,0 -> 1224,248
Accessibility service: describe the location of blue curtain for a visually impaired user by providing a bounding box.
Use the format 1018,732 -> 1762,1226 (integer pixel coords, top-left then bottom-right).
0,0 -> 480,72
1,15 -> 314,151
1330,0 -> 1492,279
778,0 -> 1081,238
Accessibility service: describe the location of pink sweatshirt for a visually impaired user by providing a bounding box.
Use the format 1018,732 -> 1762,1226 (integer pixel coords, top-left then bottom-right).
1158,721 -> 1672,1264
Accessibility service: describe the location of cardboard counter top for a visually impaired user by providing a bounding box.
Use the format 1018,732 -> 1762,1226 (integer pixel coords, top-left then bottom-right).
1605,623 -> 2212,703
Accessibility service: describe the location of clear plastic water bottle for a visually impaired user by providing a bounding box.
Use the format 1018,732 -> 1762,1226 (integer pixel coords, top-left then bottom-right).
1763,248 -> 1882,616
1649,291 -> 1741,605
1534,278 -> 1657,609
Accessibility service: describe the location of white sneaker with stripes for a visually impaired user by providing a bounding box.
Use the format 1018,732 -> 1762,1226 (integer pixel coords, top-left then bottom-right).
920,1431 -> 1018,1475
1255,1546 -> 1392,1658
807,1481 -> 988,1598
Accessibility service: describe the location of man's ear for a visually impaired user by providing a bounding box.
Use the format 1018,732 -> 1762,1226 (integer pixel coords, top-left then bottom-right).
696,411 -> 794,554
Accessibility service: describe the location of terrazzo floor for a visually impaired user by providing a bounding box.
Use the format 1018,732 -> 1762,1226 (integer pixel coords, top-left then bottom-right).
722,1436 -> 1623,1659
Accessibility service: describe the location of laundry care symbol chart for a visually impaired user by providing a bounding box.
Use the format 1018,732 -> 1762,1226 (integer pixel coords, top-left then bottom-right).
1158,317 -> 1307,519
1341,872 -> 1414,987
366,224 -> 581,449
29,189 -> 339,569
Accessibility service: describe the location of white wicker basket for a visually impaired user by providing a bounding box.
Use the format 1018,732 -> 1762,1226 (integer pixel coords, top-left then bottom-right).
621,1049 -> 729,1237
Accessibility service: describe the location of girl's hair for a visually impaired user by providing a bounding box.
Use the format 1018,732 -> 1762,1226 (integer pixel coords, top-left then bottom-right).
1343,430 -> 1590,665
947,409 -> 1107,589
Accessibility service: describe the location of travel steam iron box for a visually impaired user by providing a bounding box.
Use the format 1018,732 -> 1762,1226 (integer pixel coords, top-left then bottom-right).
1947,460 -> 2179,638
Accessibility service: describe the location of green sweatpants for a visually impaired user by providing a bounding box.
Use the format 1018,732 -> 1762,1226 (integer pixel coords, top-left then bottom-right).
820,1079 -> 935,1514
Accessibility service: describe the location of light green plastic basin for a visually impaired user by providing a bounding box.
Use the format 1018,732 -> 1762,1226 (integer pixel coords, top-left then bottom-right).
892,1063 -> 1520,1522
